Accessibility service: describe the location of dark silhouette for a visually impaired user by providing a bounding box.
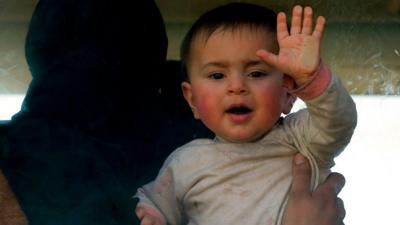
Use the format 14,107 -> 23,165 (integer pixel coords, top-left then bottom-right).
0,0 -> 212,224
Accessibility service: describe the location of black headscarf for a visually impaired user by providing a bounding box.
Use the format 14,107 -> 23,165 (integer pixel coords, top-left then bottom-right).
20,0 -> 168,139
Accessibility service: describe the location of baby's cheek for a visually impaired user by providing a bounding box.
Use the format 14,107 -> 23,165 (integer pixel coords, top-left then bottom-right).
259,87 -> 286,113
193,90 -> 218,123
196,96 -> 215,120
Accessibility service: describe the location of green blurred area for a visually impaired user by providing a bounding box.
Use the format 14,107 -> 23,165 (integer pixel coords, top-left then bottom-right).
156,0 -> 400,23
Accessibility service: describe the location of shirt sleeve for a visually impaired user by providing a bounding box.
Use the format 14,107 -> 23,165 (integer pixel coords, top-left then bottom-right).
134,151 -> 187,225
284,61 -> 357,168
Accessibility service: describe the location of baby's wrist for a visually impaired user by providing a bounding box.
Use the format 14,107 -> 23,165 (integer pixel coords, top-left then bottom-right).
289,60 -> 331,100
294,59 -> 322,87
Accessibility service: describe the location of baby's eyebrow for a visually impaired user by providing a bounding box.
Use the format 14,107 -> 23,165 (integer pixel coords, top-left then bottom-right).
201,61 -> 228,70
244,60 -> 270,68
200,59 -> 271,71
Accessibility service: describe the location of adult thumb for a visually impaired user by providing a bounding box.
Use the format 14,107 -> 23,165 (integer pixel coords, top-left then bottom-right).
290,153 -> 312,197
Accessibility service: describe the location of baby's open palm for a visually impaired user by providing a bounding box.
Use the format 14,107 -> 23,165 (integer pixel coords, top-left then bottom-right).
257,6 -> 325,86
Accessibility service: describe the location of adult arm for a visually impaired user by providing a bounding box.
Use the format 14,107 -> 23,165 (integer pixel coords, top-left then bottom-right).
282,153 -> 346,225
0,169 -> 28,225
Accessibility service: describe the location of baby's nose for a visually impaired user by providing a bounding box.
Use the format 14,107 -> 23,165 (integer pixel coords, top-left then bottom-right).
227,76 -> 248,94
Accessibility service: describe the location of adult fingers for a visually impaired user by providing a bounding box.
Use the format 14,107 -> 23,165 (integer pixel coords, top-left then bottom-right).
322,172 -> 346,195
337,197 -> 346,220
290,153 -> 312,198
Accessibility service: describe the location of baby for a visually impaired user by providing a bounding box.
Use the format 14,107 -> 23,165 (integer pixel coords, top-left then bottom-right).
135,3 -> 357,225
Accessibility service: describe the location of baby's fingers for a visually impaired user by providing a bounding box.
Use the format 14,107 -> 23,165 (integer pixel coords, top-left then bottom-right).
301,6 -> 313,35
290,5 -> 303,35
136,206 -> 166,225
277,12 -> 289,41
256,49 -> 278,67
136,207 -> 146,220
141,215 -> 158,225
312,16 -> 326,40
138,213 -> 165,225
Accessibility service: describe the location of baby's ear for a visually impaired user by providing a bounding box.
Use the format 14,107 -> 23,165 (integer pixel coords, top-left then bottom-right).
282,74 -> 295,91
283,94 -> 296,115
282,74 -> 296,115
181,82 -> 200,119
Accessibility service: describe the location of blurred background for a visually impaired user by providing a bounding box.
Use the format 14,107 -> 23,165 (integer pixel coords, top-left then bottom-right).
157,0 -> 400,95
0,1 -> 399,225
0,0 -> 399,95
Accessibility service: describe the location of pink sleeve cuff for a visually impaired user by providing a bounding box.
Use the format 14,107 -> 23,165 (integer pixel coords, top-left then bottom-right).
137,203 -> 167,225
289,61 -> 332,100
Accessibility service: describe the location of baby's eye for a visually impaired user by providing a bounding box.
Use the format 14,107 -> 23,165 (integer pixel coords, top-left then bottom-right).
209,73 -> 225,80
247,71 -> 267,78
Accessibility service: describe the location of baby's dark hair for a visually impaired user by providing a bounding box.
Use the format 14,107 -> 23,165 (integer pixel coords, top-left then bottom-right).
180,2 -> 278,81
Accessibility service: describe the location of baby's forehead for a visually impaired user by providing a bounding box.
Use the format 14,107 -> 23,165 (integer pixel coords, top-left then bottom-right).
191,25 -> 278,50
196,24 -> 275,41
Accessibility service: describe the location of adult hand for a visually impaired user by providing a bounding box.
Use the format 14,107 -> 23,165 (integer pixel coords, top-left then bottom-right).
282,153 -> 346,225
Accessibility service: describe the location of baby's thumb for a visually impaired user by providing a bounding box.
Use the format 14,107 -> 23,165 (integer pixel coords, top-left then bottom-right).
256,49 -> 278,67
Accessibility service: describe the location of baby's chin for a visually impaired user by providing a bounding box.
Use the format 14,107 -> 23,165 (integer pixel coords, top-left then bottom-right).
221,132 -> 267,143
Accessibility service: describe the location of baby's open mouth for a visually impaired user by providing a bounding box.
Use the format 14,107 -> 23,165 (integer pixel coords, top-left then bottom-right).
226,106 -> 252,115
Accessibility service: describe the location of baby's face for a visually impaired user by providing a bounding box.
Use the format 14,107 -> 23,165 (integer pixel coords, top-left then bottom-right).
182,26 -> 291,142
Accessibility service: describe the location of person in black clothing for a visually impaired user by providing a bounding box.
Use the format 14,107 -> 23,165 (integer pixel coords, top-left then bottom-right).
1,0 -> 210,224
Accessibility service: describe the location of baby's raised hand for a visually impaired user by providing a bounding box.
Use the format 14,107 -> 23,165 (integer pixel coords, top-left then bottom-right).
257,6 -> 325,87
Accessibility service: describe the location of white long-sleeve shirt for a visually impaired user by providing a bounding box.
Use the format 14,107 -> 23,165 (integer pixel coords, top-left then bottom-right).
136,65 -> 357,225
